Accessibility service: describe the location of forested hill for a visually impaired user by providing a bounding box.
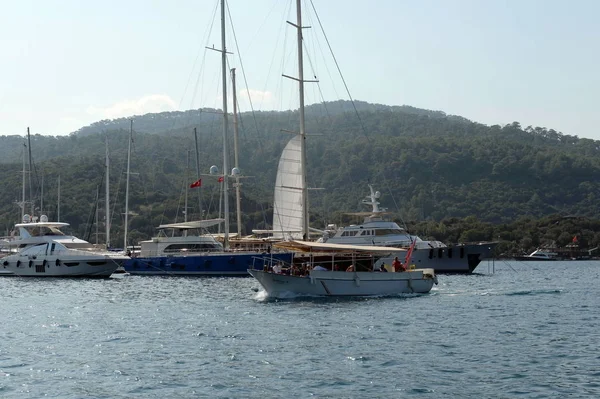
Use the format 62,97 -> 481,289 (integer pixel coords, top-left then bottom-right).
0,100 -> 599,249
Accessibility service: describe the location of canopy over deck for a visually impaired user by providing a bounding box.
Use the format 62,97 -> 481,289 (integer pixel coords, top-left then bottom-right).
157,219 -> 224,230
273,240 -> 406,254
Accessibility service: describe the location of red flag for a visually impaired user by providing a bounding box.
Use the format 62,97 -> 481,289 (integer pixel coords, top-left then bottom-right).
217,176 -> 224,183
189,179 -> 201,188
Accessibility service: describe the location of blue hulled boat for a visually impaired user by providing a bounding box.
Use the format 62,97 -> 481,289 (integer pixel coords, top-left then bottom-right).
122,220 -> 292,276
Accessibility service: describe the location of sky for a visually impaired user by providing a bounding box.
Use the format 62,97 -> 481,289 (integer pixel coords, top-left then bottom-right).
1,0 -> 599,139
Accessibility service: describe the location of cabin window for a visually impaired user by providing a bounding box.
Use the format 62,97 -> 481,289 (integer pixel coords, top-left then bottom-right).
163,243 -> 222,253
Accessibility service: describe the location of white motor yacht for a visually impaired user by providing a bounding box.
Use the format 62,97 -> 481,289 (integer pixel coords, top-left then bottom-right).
0,214 -> 127,278
320,185 -> 497,273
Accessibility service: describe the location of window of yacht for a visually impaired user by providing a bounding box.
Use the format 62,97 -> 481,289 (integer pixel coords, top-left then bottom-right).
341,231 -> 358,237
163,243 -> 223,253
375,229 -> 402,236
62,242 -> 95,250
26,226 -> 66,237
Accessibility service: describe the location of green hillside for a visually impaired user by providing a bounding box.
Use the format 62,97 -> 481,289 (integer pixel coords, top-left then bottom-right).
1,100 -> 599,254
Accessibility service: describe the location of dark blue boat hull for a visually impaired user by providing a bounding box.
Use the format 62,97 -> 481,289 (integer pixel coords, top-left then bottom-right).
123,252 -> 293,276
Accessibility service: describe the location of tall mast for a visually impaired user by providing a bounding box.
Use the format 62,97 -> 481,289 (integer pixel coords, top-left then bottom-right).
193,127 -> 202,219
231,67 -> 242,237
40,173 -> 44,215
184,150 -> 189,224
21,142 -> 26,220
95,184 -> 100,245
220,0 -> 230,249
124,119 -> 133,251
57,175 -> 60,222
105,138 -> 111,248
27,127 -> 34,216
292,0 -> 309,240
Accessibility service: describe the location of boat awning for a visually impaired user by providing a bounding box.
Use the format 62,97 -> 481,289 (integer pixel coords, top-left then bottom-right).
15,222 -> 70,228
157,218 -> 224,230
273,240 -> 406,254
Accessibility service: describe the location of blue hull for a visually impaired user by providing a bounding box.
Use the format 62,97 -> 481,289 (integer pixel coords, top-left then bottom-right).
123,252 -> 293,276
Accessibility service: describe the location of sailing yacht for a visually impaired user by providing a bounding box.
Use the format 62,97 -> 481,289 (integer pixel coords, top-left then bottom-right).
0,214 -> 126,278
122,0 -> 293,276
247,0 -> 437,297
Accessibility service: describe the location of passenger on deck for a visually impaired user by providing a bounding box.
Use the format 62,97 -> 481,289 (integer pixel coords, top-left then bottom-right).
379,264 -> 388,272
272,263 -> 283,274
392,256 -> 406,272
313,265 -> 327,271
346,264 -> 355,272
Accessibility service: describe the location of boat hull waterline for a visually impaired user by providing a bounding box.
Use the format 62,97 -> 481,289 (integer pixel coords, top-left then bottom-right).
0,255 -> 124,278
248,269 -> 437,298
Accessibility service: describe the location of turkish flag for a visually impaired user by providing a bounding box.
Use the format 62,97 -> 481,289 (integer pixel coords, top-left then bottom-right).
189,179 -> 201,188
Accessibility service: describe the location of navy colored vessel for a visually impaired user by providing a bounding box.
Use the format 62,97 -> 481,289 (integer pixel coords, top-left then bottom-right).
123,220 -> 292,276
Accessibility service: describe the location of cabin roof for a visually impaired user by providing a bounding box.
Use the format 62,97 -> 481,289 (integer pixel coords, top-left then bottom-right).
273,240 -> 406,254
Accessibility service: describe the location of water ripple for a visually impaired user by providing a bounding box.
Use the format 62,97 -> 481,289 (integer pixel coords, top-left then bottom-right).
0,262 -> 598,398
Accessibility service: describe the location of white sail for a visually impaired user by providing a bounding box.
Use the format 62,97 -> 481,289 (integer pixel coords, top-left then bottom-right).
272,135 -> 303,239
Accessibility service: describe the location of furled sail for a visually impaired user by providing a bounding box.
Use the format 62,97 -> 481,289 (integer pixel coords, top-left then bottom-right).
272,136 -> 303,239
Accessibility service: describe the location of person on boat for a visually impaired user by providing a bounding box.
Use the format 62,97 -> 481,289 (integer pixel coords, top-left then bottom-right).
392,256 -> 406,272
379,264 -> 388,272
272,263 -> 283,274
313,265 -> 327,271
346,264 -> 355,272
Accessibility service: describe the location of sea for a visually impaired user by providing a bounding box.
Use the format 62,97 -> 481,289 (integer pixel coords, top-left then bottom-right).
1,260 -> 599,399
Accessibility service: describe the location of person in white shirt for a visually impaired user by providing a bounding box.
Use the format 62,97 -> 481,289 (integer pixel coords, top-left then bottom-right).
313,265 -> 327,271
272,263 -> 283,274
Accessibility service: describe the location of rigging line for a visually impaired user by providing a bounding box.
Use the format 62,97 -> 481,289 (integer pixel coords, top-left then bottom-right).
301,7 -> 334,121
309,0 -> 370,142
179,0 -> 219,130
110,131 -> 130,231
225,2 -> 264,154
301,40 -> 330,121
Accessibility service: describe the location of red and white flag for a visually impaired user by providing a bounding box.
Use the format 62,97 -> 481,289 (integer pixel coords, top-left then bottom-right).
189,179 -> 202,188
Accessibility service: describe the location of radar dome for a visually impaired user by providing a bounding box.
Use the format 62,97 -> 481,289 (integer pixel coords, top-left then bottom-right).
22,214 -> 31,223
231,167 -> 240,176
209,165 -> 219,175
40,215 -> 49,223
374,191 -> 381,199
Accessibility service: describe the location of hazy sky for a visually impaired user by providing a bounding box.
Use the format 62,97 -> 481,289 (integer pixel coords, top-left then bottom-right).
1,0 -> 598,139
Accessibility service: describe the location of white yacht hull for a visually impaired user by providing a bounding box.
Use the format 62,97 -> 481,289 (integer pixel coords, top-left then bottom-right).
0,253 -> 126,278
248,269 -> 437,298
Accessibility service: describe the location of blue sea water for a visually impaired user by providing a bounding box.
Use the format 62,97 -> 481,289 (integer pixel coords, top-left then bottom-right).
0,260 -> 599,398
